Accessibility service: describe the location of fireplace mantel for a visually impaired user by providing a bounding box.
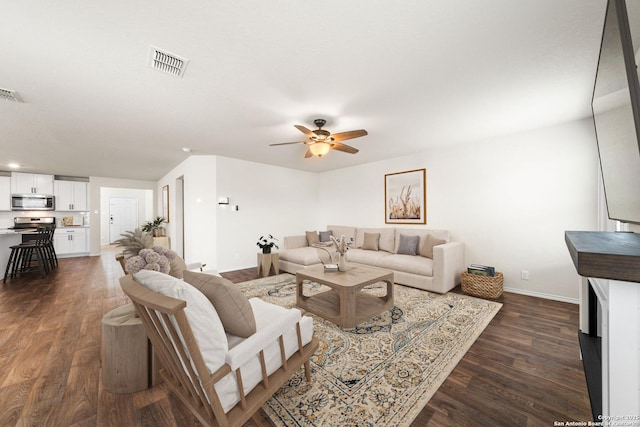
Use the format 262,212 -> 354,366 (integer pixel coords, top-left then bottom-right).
565,231 -> 640,283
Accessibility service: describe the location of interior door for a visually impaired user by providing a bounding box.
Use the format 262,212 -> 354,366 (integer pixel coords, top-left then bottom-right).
109,197 -> 138,243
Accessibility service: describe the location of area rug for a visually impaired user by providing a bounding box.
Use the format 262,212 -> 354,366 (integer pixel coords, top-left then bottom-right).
237,273 -> 502,427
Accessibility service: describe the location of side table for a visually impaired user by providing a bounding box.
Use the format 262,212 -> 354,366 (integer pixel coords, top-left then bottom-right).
257,252 -> 279,277
101,303 -> 162,394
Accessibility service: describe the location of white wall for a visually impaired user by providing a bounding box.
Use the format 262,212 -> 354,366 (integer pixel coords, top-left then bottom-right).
318,119 -> 599,302
157,155 -> 320,272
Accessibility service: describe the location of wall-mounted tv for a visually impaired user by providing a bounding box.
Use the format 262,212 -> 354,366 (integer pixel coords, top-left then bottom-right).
592,0 -> 640,224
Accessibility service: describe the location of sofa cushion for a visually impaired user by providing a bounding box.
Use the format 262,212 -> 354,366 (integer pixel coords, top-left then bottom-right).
397,234 -> 420,255
327,225 -> 357,243
355,227 -> 395,253
305,231 -> 320,246
168,255 -> 188,279
362,232 -> 380,251
182,271 -> 256,338
318,230 -> 333,242
377,254 -> 434,277
420,234 -> 447,259
279,247 -> 322,266
133,269 -> 228,373
346,248 -> 392,265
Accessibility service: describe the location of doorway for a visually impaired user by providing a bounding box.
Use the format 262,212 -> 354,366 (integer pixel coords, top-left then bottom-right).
109,197 -> 138,243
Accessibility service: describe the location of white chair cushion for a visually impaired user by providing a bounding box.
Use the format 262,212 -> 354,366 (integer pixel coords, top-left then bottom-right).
133,270 -> 229,373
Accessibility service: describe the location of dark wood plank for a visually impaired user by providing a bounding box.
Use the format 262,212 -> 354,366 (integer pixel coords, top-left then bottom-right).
0,246 -> 591,426
565,230 -> 640,282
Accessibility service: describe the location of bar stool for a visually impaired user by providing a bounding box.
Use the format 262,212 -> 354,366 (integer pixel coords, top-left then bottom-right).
3,227 -> 50,282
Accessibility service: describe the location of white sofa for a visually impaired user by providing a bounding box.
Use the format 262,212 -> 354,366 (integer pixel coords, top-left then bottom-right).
279,225 -> 465,294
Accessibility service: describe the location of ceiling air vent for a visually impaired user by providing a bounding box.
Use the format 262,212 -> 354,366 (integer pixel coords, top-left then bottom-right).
0,88 -> 21,102
148,46 -> 189,78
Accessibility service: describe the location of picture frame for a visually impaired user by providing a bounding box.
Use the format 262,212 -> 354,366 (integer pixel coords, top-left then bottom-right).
384,169 -> 426,224
162,185 -> 170,223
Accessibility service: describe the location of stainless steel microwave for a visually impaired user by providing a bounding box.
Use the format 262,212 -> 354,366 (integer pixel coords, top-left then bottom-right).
11,194 -> 55,211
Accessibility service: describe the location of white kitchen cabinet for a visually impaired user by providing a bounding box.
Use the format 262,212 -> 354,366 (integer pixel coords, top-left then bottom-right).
11,172 -> 54,195
0,176 -> 10,211
54,228 -> 88,255
54,180 -> 88,211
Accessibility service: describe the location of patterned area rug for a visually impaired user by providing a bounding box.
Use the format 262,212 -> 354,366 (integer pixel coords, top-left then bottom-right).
237,273 -> 502,427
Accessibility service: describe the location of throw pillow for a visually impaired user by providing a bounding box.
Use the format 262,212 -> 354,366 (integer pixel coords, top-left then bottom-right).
133,269 -> 228,373
397,234 -> 420,256
182,270 -> 257,338
420,234 -> 446,259
306,231 -> 320,246
168,255 -> 188,279
362,232 -> 380,251
318,230 -> 333,242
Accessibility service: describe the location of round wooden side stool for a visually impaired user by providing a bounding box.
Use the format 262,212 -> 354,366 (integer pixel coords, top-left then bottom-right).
101,303 -> 150,394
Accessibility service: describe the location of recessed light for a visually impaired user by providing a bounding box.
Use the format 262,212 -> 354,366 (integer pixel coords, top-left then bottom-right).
8,163 -> 20,169
182,147 -> 192,153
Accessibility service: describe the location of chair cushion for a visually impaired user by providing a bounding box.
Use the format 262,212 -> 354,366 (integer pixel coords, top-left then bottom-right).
397,234 -> 420,255
133,269 -> 228,373
183,271 -> 256,338
420,234 -> 447,259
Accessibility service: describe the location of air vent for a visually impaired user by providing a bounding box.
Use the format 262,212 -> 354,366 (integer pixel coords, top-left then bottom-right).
148,46 -> 189,78
0,88 -> 21,102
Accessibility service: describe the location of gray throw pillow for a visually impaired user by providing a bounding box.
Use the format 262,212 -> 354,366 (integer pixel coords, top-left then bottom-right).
397,234 -> 420,255
318,230 -> 333,242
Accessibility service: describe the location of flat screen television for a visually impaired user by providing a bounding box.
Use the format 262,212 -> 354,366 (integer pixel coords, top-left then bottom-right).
592,0 -> 640,224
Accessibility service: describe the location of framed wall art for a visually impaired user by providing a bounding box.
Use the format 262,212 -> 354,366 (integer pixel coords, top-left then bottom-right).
384,168 -> 426,224
162,185 -> 170,223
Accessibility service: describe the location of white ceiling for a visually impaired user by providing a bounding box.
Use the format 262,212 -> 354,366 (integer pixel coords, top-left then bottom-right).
0,0 -> 607,181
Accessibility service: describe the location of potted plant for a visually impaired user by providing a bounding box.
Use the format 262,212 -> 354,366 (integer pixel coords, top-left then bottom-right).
257,234 -> 279,254
142,216 -> 166,237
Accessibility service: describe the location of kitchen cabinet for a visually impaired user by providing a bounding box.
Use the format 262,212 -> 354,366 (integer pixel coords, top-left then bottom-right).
11,172 -> 54,195
54,228 -> 88,255
0,176 -> 10,211
54,180 -> 88,211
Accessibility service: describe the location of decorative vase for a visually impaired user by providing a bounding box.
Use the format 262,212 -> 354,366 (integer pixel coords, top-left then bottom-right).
338,253 -> 347,271
262,246 -> 271,254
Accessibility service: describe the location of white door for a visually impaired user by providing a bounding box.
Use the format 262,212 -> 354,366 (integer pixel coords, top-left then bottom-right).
109,197 -> 138,243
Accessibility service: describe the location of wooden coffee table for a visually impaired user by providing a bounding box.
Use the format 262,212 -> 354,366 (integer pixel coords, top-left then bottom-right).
296,264 -> 394,328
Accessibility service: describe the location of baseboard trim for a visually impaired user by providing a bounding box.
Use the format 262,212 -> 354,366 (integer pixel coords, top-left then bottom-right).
503,286 -> 579,305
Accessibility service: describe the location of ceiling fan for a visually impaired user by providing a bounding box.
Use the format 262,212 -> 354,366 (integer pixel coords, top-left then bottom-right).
270,119 -> 368,158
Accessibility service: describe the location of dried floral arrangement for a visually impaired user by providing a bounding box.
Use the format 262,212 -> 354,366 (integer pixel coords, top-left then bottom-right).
113,229 -> 153,258
125,245 -> 179,275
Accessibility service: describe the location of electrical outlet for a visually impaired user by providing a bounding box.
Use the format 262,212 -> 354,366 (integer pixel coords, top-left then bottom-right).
521,270 -> 530,280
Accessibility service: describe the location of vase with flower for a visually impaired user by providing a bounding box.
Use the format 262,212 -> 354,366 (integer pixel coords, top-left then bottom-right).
330,234 -> 350,271
257,234 -> 279,254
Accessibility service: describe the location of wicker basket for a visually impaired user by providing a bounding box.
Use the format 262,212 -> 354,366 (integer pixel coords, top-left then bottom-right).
461,271 -> 504,299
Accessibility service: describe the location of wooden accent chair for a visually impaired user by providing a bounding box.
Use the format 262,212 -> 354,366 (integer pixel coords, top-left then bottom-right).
120,274 -> 319,427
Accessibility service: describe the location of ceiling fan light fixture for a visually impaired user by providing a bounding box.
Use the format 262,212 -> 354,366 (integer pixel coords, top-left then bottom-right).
309,142 -> 331,157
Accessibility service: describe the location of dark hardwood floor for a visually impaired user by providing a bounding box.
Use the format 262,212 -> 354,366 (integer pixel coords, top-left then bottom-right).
0,246 -> 591,426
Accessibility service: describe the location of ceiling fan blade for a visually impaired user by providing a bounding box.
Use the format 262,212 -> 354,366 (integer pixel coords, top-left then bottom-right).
331,142 -> 359,154
294,125 -> 315,138
330,129 -> 368,142
269,141 -> 305,146
304,148 -> 314,158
